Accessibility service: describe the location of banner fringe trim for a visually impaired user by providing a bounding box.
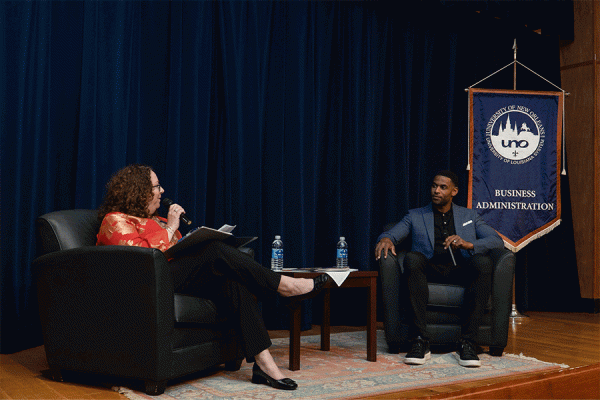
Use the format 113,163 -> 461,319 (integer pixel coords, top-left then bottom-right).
504,219 -> 561,252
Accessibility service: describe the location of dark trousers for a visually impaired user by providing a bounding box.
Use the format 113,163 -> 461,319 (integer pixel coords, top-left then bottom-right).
170,241 -> 281,360
403,251 -> 493,343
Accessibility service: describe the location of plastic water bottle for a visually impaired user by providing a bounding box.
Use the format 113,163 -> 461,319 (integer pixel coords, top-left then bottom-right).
336,237 -> 348,268
271,235 -> 283,271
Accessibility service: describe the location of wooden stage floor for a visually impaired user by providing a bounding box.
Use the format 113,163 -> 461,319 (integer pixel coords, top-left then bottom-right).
1,311 -> 598,399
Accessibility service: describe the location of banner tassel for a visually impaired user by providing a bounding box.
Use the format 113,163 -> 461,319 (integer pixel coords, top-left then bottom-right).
503,219 -> 562,253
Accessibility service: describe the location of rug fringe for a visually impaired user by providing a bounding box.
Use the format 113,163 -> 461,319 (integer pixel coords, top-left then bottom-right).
113,386 -> 148,400
504,352 -> 569,369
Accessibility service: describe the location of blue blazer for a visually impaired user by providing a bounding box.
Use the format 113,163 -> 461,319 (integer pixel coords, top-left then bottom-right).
377,203 -> 504,260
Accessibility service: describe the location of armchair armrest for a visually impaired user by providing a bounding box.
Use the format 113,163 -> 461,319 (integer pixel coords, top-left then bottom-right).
33,245 -> 175,380
488,248 -> 516,349
379,250 -> 409,350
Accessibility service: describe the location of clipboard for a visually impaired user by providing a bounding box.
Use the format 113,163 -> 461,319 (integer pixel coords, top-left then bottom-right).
164,226 -> 257,259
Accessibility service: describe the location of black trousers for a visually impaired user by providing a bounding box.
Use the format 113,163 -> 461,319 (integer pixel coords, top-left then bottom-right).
169,241 -> 281,360
403,251 -> 493,343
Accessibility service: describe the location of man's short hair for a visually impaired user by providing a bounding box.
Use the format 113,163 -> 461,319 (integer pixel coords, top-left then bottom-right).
434,170 -> 459,187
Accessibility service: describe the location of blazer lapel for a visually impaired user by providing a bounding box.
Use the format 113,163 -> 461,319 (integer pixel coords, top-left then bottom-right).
422,204 -> 435,250
452,205 -> 472,258
453,205 -> 468,238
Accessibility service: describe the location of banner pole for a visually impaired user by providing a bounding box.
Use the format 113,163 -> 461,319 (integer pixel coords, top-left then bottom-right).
509,39 -> 528,320
466,89 -> 471,170
510,278 -> 527,320
513,39 -> 517,90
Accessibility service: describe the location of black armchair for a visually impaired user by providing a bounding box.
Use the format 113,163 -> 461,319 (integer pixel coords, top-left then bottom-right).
379,234 -> 515,356
33,209 -> 245,396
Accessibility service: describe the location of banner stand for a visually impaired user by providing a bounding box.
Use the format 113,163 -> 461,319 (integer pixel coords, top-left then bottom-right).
510,285 -> 527,320
465,39 -> 570,324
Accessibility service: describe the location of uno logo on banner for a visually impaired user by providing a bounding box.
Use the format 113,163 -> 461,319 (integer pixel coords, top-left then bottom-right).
486,106 -> 546,164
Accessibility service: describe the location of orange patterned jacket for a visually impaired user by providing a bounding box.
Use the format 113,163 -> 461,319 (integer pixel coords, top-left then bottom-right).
96,212 -> 182,252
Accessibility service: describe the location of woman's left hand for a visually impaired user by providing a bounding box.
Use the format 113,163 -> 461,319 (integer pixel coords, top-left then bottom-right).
166,203 -> 186,233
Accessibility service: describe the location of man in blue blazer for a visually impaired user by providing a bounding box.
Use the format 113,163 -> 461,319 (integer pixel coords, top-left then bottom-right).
375,170 -> 503,367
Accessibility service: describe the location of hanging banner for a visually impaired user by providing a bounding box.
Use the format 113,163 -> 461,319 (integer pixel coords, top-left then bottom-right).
468,89 -> 563,252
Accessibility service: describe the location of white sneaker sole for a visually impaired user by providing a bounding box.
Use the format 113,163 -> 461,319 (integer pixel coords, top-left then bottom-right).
404,351 -> 431,365
454,352 -> 481,367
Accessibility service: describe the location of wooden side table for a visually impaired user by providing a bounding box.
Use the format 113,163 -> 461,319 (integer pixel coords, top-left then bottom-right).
281,270 -> 378,371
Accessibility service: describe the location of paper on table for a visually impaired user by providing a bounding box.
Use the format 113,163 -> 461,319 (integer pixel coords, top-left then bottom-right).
314,268 -> 357,286
218,224 -> 236,233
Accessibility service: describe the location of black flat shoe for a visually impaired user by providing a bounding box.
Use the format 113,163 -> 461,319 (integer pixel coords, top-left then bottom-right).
285,274 -> 331,306
251,363 -> 298,390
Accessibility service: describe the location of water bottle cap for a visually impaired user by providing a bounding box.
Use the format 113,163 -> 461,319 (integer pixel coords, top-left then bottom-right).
275,235 -> 281,240
340,237 -> 345,241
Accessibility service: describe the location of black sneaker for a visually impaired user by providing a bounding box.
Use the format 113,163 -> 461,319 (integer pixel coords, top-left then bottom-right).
404,336 -> 431,365
455,339 -> 481,367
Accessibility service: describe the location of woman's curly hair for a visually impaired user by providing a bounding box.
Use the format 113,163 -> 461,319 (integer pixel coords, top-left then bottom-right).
98,164 -> 155,220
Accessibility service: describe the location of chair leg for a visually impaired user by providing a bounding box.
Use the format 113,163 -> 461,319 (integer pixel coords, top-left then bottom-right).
489,346 -> 504,357
48,365 -> 64,382
144,380 -> 167,396
224,358 -> 243,371
387,343 -> 401,354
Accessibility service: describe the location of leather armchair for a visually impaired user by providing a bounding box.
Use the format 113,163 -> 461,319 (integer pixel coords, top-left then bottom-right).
33,209 -> 246,395
379,230 -> 515,356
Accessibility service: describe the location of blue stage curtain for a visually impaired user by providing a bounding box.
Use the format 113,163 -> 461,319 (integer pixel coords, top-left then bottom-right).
0,1 -> 571,353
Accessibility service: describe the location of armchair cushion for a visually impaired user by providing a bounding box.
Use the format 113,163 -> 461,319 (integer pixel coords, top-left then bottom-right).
427,284 -> 466,308
174,294 -> 220,325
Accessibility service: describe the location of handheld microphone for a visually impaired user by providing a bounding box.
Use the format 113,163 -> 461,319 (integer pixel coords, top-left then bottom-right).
448,245 -> 457,266
161,198 -> 192,225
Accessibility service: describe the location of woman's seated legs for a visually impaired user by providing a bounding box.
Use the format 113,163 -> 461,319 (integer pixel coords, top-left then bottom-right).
171,243 -> 297,383
172,240 -> 314,298
215,279 -> 272,361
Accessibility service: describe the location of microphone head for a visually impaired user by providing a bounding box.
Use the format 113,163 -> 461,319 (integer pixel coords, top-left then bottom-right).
161,198 -> 192,225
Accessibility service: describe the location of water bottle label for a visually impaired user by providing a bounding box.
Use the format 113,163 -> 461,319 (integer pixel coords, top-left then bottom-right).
272,249 -> 283,259
337,249 -> 348,259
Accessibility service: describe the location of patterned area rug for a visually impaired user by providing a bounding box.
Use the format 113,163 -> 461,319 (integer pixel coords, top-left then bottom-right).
116,331 -> 566,400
